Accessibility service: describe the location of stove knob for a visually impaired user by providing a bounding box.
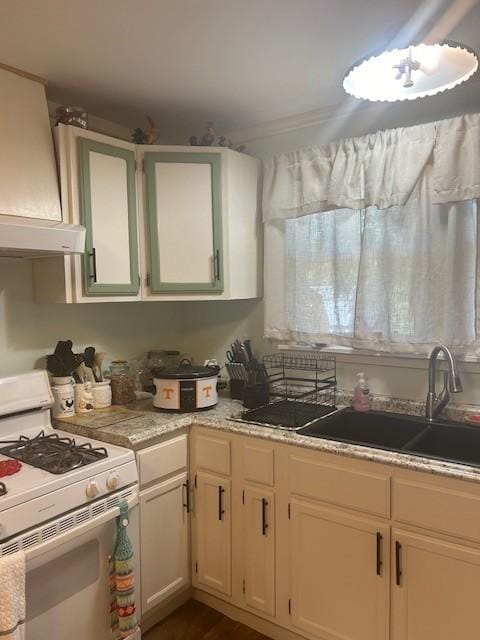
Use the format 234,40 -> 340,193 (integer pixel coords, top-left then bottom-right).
86,480 -> 99,499
106,473 -> 120,491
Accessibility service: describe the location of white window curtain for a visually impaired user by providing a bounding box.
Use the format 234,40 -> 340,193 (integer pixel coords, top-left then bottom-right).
264,114 -> 480,356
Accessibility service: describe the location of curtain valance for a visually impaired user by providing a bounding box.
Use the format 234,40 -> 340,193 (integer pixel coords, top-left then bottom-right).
263,113 -> 480,222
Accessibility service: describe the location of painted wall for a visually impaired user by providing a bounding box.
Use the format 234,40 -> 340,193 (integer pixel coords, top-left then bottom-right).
0,258 -> 265,382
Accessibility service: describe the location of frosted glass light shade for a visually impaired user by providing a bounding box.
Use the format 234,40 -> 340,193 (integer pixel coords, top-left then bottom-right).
343,41 -> 478,102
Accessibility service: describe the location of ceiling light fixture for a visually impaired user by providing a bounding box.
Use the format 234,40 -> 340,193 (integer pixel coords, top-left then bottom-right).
343,41 -> 478,102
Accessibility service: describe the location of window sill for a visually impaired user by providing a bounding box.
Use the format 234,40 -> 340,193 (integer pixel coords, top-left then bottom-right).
277,343 -> 480,373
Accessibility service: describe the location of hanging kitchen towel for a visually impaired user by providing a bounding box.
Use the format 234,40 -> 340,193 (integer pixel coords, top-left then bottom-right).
0,550 -> 26,640
110,500 -> 138,639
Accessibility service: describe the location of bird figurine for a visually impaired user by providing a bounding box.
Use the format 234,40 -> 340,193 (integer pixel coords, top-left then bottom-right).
200,121 -> 215,146
145,116 -> 160,144
131,116 -> 160,145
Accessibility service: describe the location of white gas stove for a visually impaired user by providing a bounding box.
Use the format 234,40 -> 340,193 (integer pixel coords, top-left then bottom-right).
0,370 -> 138,545
0,370 -> 141,640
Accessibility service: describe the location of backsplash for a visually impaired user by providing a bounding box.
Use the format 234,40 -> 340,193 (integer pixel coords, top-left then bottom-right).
336,390 -> 479,423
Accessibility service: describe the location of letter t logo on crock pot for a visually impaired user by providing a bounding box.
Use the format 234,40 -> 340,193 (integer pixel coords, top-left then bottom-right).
163,387 -> 174,400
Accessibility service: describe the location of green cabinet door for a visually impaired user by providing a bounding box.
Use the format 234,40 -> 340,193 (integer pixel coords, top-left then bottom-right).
79,138 -> 139,296
144,151 -> 224,293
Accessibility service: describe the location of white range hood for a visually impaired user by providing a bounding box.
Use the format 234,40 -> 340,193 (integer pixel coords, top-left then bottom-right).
0,63 -> 86,256
0,215 -> 86,257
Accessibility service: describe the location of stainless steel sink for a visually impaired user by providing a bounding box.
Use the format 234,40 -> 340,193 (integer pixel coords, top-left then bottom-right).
299,408 -> 478,467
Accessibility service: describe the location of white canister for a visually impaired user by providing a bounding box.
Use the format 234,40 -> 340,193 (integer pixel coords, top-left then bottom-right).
51,378 -> 75,418
92,381 -> 112,409
75,382 -> 94,414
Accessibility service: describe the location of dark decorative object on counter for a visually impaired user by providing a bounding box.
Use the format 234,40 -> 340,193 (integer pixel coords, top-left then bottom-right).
189,121 -> 247,153
131,116 -> 160,144
46,340 -> 83,378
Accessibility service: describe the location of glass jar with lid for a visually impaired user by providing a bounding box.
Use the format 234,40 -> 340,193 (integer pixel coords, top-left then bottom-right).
110,360 -> 136,405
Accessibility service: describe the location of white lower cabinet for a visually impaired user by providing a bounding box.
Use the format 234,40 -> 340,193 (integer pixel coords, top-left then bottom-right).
391,528 -> 480,640
290,499 -> 389,640
193,471 -> 232,596
140,472 -> 190,614
188,428 -> 480,640
243,486 -> 275,617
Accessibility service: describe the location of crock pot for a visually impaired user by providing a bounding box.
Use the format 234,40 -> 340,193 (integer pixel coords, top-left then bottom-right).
152,360 -> 219,411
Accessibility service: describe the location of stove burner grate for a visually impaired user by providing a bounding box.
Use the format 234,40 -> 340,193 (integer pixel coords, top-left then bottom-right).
0,431 -> 108,475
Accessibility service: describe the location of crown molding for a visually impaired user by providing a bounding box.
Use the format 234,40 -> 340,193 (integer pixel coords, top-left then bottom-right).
225,100 -> 384,144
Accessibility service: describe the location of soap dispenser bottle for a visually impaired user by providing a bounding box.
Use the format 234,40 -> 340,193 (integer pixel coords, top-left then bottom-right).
353,372 -> 370,412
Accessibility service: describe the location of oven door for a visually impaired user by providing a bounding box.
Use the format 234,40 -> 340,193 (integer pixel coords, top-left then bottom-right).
24,493 -> 141,640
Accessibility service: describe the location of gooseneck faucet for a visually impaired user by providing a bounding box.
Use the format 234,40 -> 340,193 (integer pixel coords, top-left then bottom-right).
425,345 -> 463,421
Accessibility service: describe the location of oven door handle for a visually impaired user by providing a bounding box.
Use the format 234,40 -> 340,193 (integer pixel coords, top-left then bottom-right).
24,493 -> 138,563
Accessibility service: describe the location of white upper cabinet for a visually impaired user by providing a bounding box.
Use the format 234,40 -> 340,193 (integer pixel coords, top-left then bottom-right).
144,152 -> 223,294
34,132 -> 262,303
0,65 -> 61,221
33,126 -> 141,303
138,145 -> 262,301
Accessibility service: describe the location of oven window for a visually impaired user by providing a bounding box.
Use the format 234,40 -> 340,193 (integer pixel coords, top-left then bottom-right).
26,539 -> 100,621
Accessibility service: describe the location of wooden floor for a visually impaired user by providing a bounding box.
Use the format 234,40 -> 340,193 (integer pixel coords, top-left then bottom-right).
144,600 -> 272,640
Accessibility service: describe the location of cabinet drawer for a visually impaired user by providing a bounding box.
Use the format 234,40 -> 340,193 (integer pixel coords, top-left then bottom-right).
195,433 -> 231,476
242,442 -> 275,487
289,454 -> 390,518
137,434 -> 187,487
393,478 -> 480,543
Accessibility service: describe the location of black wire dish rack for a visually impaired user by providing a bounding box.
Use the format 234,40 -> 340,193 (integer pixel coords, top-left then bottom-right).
240,351 -> 337,430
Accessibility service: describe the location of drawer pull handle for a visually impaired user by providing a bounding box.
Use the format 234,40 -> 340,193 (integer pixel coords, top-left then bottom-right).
182,480 -> 190,513
376,532 -> 383,576
218,485 -> 225,521
261,498 -> 268,536
395,541 -> 403,586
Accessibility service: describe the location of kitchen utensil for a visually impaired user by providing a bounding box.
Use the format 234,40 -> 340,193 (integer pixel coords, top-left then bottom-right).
226,350 -> 236,363
152,359 -> 219,411
94,352 -> 107,381
83,347 -> 98,383
47,340 -> 84,378
75,362 -> 90,383
244,339 -> 254,362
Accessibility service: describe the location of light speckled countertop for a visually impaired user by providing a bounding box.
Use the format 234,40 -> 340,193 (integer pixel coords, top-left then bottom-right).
54,396 -> 480,484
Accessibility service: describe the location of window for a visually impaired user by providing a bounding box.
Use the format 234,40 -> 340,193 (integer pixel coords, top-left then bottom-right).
267,193 -> 478,356
263,113 -> 480,357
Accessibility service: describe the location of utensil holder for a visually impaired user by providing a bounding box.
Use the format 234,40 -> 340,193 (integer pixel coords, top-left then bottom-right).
243,383 -> 269,410
229,379 -> 245,400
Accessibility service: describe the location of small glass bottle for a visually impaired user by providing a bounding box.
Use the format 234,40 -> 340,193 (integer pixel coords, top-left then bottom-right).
110,361 -> 136,405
